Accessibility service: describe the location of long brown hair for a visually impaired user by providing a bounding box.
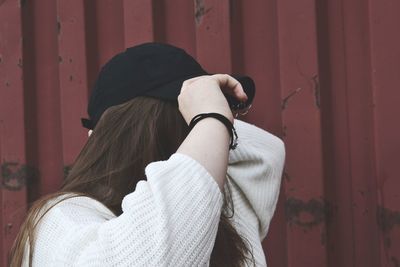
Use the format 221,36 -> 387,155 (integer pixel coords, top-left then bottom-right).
10,96 -> 255,266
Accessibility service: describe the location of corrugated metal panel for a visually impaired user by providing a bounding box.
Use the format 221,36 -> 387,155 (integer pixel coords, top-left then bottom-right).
0,1 -> 28,265
0,0 -> 399,266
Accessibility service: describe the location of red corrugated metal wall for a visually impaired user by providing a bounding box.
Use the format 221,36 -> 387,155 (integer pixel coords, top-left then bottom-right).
1,0 -> 399,266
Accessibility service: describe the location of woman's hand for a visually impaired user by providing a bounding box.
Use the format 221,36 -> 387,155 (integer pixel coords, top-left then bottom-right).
178,74 -> 248,125
176,74 -> 248,190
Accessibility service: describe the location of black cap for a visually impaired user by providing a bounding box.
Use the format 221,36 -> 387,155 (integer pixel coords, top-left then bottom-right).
81,42 -> 256,130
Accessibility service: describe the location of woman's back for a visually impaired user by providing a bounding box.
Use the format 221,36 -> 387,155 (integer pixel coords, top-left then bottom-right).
24,119 -> 284,266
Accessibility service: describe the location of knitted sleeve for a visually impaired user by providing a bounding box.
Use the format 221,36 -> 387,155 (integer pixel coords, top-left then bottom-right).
226,119 -> 285,241
30,153 -> 223,266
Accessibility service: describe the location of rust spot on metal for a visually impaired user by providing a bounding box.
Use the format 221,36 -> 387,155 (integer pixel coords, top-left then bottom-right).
18,58 -> 23,68
194,0 -> 212,26
281,87 -> 302,110
59,56 -> 63,63
5,81 -> 10,87
377,206 -> 400,233
285,197 -> 330,228
1,162 -> 38,191
69,75 -> 73,81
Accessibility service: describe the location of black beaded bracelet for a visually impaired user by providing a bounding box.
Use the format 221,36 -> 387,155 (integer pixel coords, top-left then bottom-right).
188,113 -> 238,150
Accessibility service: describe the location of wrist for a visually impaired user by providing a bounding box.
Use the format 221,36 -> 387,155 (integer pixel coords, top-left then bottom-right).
188,112 -> 238,150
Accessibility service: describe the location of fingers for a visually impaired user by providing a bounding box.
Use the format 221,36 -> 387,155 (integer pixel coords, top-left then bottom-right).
210,74 -> 248,101
182,74 -> 248,102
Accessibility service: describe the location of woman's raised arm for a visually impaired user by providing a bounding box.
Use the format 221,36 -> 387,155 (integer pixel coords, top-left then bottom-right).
176,74 -> 248,190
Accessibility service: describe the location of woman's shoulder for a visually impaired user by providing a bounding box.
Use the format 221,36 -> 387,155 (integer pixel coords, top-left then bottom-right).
39,193 -> 116,224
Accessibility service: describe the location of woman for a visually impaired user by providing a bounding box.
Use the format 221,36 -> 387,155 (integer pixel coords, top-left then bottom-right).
10,43 -> 285,266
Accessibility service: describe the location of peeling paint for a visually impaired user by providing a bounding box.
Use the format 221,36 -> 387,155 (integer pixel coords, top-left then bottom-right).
1,162 -> 38,191
294,57 -> 321,109
194,0 -> 212,26
281,87 -> 302,110
285,197 -> 330,228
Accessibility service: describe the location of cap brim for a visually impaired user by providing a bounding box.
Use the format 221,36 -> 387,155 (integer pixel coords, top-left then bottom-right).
230,75 -> 256,109
144,73 -> 256,109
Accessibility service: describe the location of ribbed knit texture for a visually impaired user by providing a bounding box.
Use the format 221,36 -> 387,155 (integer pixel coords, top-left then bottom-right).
23,119 -> 285,266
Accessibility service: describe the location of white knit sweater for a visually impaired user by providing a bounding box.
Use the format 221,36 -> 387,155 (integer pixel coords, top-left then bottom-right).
23,119 -> 285,266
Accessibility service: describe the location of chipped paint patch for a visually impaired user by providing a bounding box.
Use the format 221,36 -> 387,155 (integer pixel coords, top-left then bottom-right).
377,206 -> 400,233
377,205 -> 400,249
194,0 -> 212,26
1,162 -> 38,191
285,197 -> 330,228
